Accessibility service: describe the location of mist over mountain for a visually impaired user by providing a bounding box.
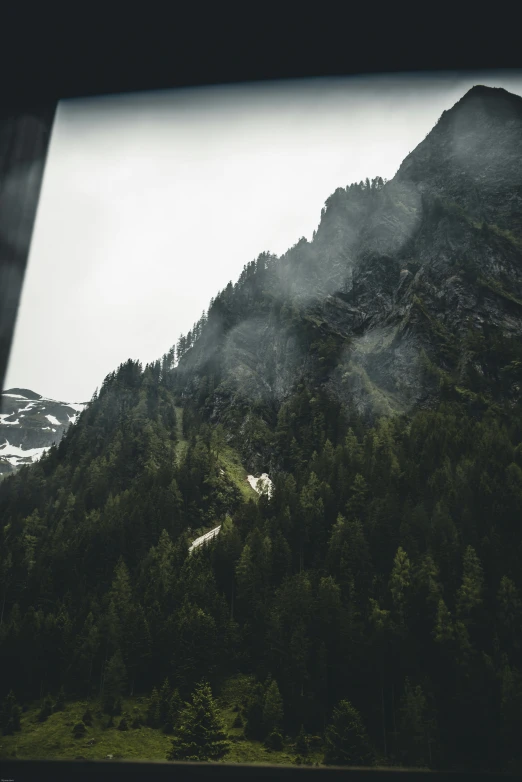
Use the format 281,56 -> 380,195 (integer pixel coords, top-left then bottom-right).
2,85 -> 522,772
173,85 -> 522,472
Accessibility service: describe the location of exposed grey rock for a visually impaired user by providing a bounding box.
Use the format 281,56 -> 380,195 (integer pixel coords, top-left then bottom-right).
173,86 -> 522,458
0,388 -> 87,475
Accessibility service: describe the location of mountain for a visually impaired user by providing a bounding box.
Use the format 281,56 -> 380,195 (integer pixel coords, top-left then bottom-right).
0,388 -> 86,476
173,85 -> 522,473
2,85 -> 522,772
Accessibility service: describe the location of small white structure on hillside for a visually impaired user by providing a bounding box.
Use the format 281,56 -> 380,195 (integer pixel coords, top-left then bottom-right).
188,525 -> 221,554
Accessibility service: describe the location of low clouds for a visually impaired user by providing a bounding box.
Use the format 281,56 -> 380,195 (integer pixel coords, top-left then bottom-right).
6,72 -> 522,401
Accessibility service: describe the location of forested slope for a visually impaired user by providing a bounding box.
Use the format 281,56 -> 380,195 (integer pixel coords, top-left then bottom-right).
2,85 -> 522,772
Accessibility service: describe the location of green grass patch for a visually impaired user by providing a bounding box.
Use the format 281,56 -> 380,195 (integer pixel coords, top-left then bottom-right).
0,698 -> 171,761
477,277 -> 522,309
174,408 -> 257,502
174,407 -> 188,463
217,446 -> 258,502
486,223 -> 522,249
0,681 -> 323,767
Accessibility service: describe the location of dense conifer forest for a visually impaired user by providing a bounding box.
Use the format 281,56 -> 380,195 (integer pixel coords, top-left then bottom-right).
2,346 -> 522,770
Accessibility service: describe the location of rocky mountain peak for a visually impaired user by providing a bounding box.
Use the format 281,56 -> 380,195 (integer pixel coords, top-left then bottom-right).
394,85 -> 522,238
172,86 -> 522,452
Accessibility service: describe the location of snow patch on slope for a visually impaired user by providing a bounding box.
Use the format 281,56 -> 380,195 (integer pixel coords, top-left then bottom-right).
66,402 -> 86,413
247,473 -> 274,498
45,414 -> 61,426
17,403 -> 36,413
0,440 -> 49,466
0,414 -> 20,425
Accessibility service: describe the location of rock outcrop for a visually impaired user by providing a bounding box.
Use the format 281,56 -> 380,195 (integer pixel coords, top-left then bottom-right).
172,86 -> 522,465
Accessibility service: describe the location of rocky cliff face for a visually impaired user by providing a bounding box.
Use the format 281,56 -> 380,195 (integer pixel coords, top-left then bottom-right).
0,388 -> 86,475
173,85 -> 522,469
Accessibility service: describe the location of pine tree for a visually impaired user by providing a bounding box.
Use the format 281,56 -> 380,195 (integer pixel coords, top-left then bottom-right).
73,720 -> 87,739
74,611 -> 99,694
38,694 -> 54,722
296,724 -> 309,755
165,689 -> 182,734
433,599 -> 454,645
499,661 -> 522,767
147,687 -> 161,728
167,681 -> 229,762
389,546 -> 412,626
397,678 -> 433,767
244,681 -> 266,740
317,641 -> 329,729
159,678 -> 171,724
55,685 -> 66,712
125,603 -> 152,696
1,690 -> 21,734
498,576 -> 522,652
263,679 -> 284,736
456,546 -> 483,623
323,700 -> 375,766
102,650 -> 126,715
345,473 -> 368,521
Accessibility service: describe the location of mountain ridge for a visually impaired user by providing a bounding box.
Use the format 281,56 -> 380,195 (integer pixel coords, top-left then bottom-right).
169,85 -> 522,474
0,388 -> 87,475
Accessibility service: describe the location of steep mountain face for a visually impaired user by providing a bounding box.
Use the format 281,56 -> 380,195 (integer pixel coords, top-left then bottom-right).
0,388 -> 86,475
174,86 -> 522,472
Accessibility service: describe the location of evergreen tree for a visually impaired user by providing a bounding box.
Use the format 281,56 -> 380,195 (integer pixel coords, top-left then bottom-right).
159,677 -> 172,726
389,546 -> 412,626
1,690 -> 21,734
165,688 -> 182,734
118,713 -> 130,731
499,661 -> 522,768
147,686 -> 161,728
456,546 -> 484,623
397,678 -> 434,767
345,473 -> 368,521
497,576 -> 522,653
433,599 -> 454,645
73,720 -> 87,739
38,694 -> 54,722
55,685 -> 66,712
167,681 -> 229,762
323,700 -> 375,767
263,679 -> 284,736
102,650 -> 126,715
295,724 -> 309,755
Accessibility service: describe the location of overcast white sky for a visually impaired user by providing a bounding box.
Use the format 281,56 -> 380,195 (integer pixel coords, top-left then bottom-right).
5,70 -> 522,402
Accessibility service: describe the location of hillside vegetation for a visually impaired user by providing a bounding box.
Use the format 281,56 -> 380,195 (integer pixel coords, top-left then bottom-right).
3,86 -> 522,772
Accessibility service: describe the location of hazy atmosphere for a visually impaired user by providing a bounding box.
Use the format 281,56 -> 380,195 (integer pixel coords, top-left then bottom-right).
6,69 -> 522,402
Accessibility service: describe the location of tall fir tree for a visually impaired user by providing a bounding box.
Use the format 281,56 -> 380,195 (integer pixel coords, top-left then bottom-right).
323,700 -> 375,767
167,681 -> 229,762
